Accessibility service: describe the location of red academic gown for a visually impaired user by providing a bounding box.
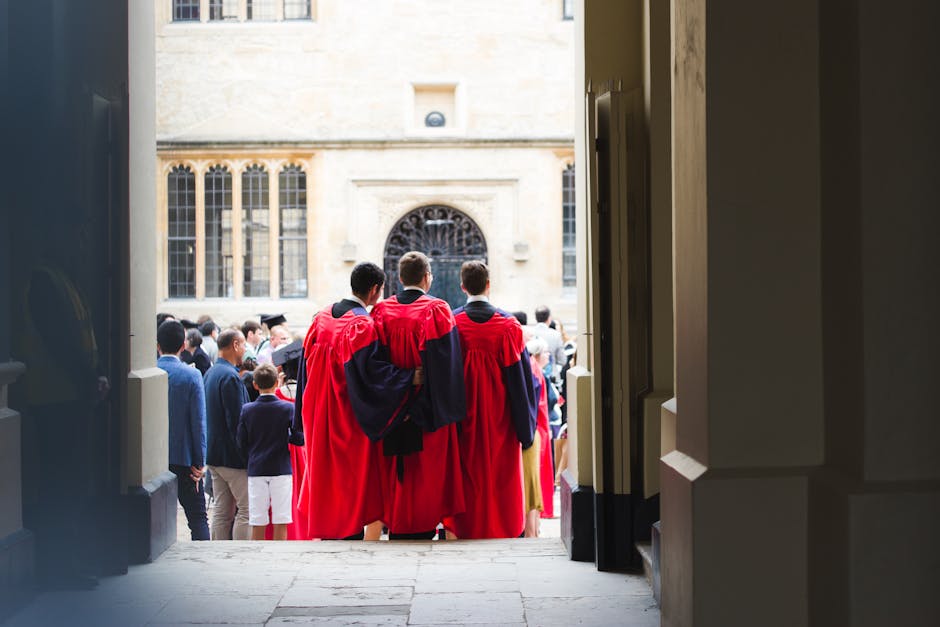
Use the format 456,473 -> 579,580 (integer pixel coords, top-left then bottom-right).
370,289 -> 467,534
445,301 -> 538,539
531,357 -> 555,519
293,299 -> 416,539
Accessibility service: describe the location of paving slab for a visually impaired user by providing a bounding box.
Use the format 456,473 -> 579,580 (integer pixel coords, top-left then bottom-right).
524,595 -> 661,627
410,591 -> 525,624
148,593 -> 282,624
279,584 -> 413,608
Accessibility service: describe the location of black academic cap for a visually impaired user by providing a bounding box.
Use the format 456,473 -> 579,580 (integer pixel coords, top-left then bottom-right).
260,313 -> 287,328
272,339 -> 303,367
179,318 -> 199,330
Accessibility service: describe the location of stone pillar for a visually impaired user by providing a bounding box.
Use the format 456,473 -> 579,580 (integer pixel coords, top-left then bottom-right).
662,1 -> 824,625
126,0 -> 176,564
811,2 -> 940,625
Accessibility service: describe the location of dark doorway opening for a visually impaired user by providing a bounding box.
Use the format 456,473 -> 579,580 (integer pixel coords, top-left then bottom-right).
382,205 -> 487,309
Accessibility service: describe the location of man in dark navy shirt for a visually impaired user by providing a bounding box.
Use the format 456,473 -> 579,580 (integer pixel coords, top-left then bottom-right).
204,328 -> 250,540
237,363 -> 297,541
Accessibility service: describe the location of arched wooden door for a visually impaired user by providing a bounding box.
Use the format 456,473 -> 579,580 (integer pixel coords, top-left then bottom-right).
383,205 -> 487,309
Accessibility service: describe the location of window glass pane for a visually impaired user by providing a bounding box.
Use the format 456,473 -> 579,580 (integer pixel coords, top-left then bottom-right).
284,0 -> 311,20
205,165 -> 233,297
242,165 -> 270,296
173,0 -> 201,21
247,0 -> 277,21
209,0 -> 239,21
279,164 -> 307,298
563,0 -> 574,20
168,165 -> 196,297
562,164 -> 576,286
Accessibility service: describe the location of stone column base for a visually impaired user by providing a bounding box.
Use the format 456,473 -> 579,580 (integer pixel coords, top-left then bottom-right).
126,471 -> 177,564
559,469 -> 595,562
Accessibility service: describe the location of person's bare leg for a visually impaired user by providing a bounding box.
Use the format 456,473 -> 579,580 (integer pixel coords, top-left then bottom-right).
445,529 -> 458,540
272,524 -> 288,541
524,509 -> 541,537
250,525 -> 266,541
364,520 -> 383,541
555,440 -> 569,484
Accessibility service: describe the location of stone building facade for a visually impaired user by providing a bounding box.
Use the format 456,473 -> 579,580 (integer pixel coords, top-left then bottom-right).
154,0 -> 576,332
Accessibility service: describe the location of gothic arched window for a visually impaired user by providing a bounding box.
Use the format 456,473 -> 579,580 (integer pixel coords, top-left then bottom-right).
205,165 -> 233,298
242,164 -> 270,297
167,165 -> 196,297
279,165 -> 307,298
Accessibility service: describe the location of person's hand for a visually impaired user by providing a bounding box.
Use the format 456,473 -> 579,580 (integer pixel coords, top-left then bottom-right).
413,367 -> 424,386
277,371 -> 286,387
190,465 -> 205,484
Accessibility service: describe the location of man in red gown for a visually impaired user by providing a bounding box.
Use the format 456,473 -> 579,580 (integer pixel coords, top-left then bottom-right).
445,261 -> 537,539
294,262 -> 417,540
370,251 -> 467,539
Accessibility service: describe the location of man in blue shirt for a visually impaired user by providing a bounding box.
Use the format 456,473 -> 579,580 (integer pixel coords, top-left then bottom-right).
204,328 -> 250,540
156,319 -> 209,541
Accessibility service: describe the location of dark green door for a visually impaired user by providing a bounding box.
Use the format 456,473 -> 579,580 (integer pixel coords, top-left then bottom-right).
383,205 -> 487,309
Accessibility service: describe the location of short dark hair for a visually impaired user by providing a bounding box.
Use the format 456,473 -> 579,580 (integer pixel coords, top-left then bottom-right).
199,320 -> 217,337
511,311 -> 528,326
241,320 -> 262,337
460,260 -> 488,295
185,328 -> 203,348
157,312 -> 175,328
398,251 -> 430,287
217,328 -> 242,350
350,262 -> 386,297
535,305 -> 551,323
252,363 -> 278,390
157,320 -> 185,354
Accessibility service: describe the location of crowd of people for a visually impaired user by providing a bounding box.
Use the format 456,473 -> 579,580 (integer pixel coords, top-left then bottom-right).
156,251 -> 575,542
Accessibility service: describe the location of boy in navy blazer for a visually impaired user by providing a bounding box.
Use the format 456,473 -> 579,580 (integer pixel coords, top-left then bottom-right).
237,363 -> 298,540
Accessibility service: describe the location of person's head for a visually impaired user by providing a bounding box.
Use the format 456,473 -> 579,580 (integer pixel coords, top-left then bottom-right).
350,262 -> 386,306
512,311 -> 528,326
241,320 -> 263,347
185,328 -> 203,352
199,320 -> 218,339
535,305 -> 551,324
157,319 -> 185,356
251,363 -> 279,393
157,312 -> 176,329
268,324 -> 292,349
217,328 -> 246,366
460,260 -> 489,296
526,336 -> 550,368
398,251 -> 432,290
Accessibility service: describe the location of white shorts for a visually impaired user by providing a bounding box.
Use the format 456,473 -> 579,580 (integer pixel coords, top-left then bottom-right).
247,474 -> 293,526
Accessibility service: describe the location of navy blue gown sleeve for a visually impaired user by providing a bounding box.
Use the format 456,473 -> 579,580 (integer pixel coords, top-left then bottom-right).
345,339 -> 416,442
290,346 -> 306,446
503,347 -> 538,449
417,320 -> 466,432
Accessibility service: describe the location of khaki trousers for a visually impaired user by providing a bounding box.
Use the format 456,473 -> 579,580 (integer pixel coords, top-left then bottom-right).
208,465 -> 249,540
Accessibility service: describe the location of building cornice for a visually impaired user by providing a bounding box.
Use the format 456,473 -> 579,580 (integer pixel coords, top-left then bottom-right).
157,137 -> 575,153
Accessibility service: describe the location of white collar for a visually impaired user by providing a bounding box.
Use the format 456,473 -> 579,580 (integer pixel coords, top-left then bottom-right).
402,285 -> 426,294
348,294 -> 368,308
466,294 -> 489,303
